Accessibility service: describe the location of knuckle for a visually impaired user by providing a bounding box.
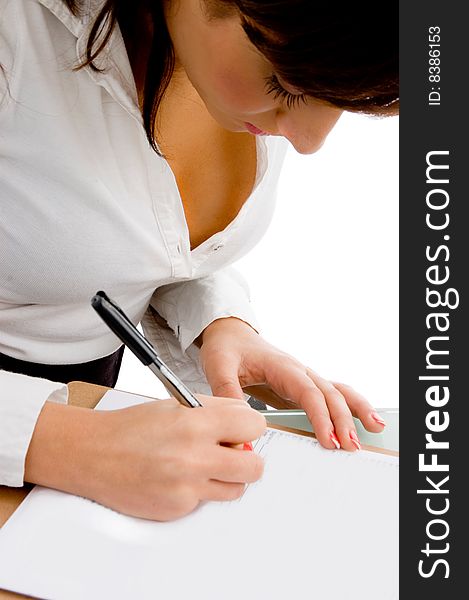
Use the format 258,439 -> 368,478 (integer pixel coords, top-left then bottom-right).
182,453 -> 200,476
355,395 -> 372,410
173,498 -> 199,520
335,420 -> 354,435
277,349 -> 299,363
331,409 -> 354,427
176,484 -> 199,507
323,382 -> 342,396
299,385 -> 324,408
169,448 -> 201,479
226,483 -> 246,500
180,420 -> 202,444
248,455 -> 265,482
213,379 -> 239,398
254,410 -> 267,434
157,488 -> 199,521
334,381 -> 354,392
220,398 -> 246,409
306,412 -> 333,434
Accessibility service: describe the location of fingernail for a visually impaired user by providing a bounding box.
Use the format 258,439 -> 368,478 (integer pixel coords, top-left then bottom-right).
349,430 -> 361,451
330,431 -> 341,449
371,411 -> 386,427
243,442 -> 253,451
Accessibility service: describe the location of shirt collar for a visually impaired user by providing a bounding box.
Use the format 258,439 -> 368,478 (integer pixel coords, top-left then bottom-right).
35,0 -> 279,178
38,0 -> 141,120
36,0 -> 101,38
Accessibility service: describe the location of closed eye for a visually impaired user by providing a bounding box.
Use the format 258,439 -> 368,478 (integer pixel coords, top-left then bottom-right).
264,74 -> 308,109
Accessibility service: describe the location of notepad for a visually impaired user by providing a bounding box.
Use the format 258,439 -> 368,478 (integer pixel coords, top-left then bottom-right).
0,390 -> 398,600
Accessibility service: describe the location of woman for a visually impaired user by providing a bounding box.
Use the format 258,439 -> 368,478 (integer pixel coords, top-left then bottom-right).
0,0 -> 398,520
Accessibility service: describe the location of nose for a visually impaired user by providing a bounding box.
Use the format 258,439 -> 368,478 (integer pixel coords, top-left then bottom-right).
276,101 -> 343,155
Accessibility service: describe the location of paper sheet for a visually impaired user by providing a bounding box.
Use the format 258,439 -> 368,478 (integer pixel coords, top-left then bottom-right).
0,390 -> 398,600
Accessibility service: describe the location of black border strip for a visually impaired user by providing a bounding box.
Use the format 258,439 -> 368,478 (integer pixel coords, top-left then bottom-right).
400,1 -> 466,594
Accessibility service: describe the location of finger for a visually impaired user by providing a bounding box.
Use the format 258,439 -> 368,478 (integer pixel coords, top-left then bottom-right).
306,369 -> 358,451
203,350 -> 245,400
208,445 -> 265,483
332,382 -> 387,433
189,402 -> 266,444
207,404 -> 267,445
265,362 -> 336,450
201,480 -> 247,502
154,396 -> 245,411
195,394 -> 246,408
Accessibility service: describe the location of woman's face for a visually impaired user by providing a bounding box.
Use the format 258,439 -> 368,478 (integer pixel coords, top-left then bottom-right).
164,0 -> 342,155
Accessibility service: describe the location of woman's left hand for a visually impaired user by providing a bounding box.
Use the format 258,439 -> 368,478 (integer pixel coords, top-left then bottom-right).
199,317 -> 386,451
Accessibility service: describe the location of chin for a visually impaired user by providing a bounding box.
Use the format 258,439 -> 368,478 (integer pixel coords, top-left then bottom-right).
205,106 -> 244,132
218,123 -> 241,132
294,140 -> 325,155
217,117 -> 245,132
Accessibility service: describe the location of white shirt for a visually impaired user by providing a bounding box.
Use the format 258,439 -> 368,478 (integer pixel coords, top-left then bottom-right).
0,0 -> 288,486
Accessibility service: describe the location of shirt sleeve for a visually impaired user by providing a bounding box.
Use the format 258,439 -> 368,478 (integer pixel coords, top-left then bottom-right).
141,266 -> 259,396
146,265 -> 260,353
0,371 -> 68,487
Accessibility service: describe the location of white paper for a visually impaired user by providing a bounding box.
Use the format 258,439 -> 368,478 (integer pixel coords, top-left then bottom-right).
0,390 -> 399,600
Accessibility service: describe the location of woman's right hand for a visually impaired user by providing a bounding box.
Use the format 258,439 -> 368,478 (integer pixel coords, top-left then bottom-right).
24,395 -> 266,521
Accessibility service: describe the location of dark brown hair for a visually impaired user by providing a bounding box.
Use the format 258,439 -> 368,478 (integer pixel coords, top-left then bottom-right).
63,0 -> 399,156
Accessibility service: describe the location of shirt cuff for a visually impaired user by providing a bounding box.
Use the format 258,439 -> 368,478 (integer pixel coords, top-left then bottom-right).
149,267 -> 260,353
0,371 -> 68,487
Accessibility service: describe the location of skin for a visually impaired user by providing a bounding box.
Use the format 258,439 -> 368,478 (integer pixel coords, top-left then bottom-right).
25,396 -> 266,521
24,0 -> 386,521
162,0 -> 385,448
163,0 -> 343,154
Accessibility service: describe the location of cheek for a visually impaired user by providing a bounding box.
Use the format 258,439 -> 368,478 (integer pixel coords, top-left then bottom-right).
212,66 -> 273,114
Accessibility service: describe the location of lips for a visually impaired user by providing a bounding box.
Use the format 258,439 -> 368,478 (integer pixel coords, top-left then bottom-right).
244,122 -> 269,136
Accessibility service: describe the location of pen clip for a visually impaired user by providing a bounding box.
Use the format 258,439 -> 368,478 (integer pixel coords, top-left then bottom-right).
91,291 -> 157,365
91,291 -> 202,408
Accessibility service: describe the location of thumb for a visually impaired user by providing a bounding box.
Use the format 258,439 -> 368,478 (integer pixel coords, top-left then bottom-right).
203,350 -> 245,400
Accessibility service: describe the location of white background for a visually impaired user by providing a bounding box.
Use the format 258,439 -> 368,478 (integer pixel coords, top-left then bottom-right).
117,112 -> 399,408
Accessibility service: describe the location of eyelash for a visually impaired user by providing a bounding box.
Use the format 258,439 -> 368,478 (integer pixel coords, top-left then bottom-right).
264,74 -> 308,109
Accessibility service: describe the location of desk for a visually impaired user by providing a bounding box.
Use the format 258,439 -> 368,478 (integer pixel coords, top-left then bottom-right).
0,382 -> 398,600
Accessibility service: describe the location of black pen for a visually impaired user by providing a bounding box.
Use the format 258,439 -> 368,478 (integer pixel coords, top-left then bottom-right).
91,291 -> 203,408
